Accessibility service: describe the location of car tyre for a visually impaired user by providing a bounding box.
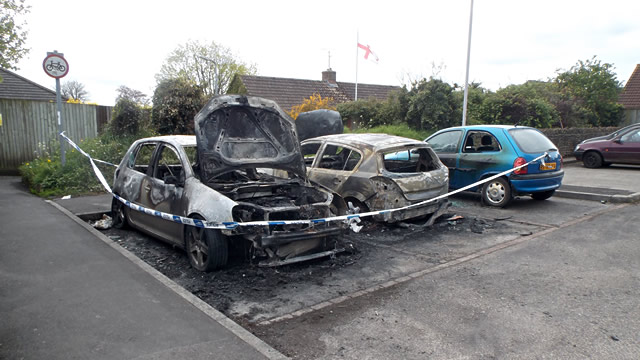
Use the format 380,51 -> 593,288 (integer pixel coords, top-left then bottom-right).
185,216 -> 228,272
481,177 -> 511,207
111,197 -> 128,229
531,190 -> 555,201
583,151 -> 603,168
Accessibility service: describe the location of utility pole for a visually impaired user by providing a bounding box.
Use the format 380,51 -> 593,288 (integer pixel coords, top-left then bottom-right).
461,0 -> 474,126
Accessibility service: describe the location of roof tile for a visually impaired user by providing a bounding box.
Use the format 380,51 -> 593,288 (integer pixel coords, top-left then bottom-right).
0,68 -> 58,101
619,64 -> 640,109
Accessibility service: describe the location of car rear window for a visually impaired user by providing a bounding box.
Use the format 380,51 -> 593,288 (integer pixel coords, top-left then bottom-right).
508,128 -> 557,153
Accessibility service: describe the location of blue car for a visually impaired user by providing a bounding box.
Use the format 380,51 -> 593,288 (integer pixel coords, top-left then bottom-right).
425,125 -> 564,207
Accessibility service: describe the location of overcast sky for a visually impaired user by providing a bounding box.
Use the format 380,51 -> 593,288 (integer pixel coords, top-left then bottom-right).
14,0 -> 640,106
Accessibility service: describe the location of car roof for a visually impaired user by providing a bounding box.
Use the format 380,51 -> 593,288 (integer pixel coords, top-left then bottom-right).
303,133 -> 428,152
434,125 -> 535,132
135,135 -> 196,147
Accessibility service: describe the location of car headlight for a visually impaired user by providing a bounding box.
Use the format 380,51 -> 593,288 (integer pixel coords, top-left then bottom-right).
574,145 -> 580,152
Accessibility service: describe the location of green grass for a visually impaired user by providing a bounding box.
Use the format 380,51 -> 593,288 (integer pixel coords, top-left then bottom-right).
344,124 -> 433,141
19,130 -> 156,198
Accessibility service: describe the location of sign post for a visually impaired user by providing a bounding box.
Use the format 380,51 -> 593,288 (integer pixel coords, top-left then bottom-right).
43,51 -> 69,165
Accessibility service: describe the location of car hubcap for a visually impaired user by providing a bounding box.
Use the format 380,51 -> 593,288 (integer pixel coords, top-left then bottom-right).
486,182 -> 505,204
188,228 -> 208,268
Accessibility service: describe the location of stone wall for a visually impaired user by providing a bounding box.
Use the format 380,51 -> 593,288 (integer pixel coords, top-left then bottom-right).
540,127 -> 618,158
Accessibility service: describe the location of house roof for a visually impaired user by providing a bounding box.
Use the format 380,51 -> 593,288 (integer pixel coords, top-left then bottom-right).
236,73 -> 401,111
619,64 -> 640,109
0,68 -> 58,101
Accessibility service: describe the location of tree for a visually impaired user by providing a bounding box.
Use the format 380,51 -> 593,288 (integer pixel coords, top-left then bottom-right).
554,56 -> 624,127
404,78 -> 459,131
478,82 -> 560,128
109,98 -> 143,135
288,94 -> 336,119
156,40 -> 257,97
61,80 -> 89,102
116,85 -> 149,106
0,0 -> 30,75
151,78 -> 206,135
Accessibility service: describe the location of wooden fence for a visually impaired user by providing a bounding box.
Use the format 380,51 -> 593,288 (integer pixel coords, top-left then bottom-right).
0,99 -> 111,173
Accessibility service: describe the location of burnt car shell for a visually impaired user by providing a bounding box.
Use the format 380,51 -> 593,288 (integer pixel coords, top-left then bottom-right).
301,133 -> 449,223
194,95 -> 347,265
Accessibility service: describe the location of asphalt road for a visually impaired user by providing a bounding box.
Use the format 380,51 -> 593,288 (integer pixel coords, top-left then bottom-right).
256,197 -> 640,359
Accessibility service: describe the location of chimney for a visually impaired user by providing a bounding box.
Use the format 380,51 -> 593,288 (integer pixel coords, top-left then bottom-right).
322,68 -> 337,84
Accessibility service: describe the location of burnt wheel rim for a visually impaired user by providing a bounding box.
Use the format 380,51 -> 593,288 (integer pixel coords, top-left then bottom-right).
187,227 -> 209,269
486,181 -> 506,204
115,203 -> 125,224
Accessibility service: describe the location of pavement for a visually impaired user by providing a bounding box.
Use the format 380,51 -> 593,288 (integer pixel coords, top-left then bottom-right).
0,177 -> 286,360
1,161 -> 638,359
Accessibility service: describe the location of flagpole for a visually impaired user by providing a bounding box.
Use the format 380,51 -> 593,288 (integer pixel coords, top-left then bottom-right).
355,31 -> 359,101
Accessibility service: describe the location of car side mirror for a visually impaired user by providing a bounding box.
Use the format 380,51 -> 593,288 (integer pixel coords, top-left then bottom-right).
613,138 -> 622,144
164,175 -> 184,187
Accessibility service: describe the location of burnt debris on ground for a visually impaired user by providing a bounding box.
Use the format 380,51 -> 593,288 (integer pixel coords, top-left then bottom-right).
100,211 -> 530,324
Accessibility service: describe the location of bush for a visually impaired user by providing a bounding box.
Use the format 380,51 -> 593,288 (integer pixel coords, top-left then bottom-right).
346,123 -> 432,141
108,98 -> 144,135
152,78 -> 206,134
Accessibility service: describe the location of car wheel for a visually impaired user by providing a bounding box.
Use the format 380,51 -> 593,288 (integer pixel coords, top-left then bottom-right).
185,216 -> 228,272
531,190 -> 555,201
111,197 -> 128,229
583,151 -> 603,168
481,177 -> 511,207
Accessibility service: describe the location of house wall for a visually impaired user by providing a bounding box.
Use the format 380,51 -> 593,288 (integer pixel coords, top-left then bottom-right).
0,99 -> 107,173
540,127 -> 619,158
622,109 -> 640,126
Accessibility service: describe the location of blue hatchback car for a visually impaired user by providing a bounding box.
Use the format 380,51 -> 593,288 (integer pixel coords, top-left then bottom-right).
425,125 -> 564,207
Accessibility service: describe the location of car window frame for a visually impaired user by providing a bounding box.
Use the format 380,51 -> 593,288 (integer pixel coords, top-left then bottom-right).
128,141 -> 158,176
462,130 -> 502,153
316,142 -> 363,172
150,143 -> 189,184
426,130 -> 463,154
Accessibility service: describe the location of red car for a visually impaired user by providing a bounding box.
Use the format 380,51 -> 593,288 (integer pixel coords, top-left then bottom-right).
573,125 -> 640,168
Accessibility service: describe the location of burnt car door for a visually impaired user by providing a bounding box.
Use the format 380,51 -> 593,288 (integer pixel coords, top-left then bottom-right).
133,143 -> 187,245
456,130 -> 503,187
304,142 -> 362,194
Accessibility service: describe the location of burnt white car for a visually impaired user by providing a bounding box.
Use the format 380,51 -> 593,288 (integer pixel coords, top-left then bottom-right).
300,134 -> 449,223
111,95 -> 347,271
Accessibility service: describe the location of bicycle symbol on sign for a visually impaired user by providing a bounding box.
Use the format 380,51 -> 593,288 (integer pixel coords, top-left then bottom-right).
46,61 -> 66,72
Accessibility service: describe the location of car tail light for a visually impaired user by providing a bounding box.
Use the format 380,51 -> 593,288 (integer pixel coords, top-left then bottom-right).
513,157 -> 527,175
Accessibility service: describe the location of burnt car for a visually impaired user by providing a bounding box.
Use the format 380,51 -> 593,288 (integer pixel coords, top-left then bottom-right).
574,125 -> 640,168
111,95 -> 347,271
300,133 -> 449,223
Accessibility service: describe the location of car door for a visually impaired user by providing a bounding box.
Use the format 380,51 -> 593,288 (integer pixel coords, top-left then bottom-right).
456,130 -> 503,187
136,143 -> 187,245
426,130 -> 463,188
614,128 -> 640,164
304,142 -> 361,194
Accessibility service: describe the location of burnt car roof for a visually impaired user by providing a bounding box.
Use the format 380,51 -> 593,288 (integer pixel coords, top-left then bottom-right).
303,133 -> 430,152
194,95 -> 306,181
133,135 -> 197,147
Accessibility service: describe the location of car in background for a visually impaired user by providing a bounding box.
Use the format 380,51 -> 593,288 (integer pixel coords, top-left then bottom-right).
575,123 -> 640,145
111,95 -> 347,271
300,133 -> 449,223
573,125 -> 640,168
425,125 -> 564,207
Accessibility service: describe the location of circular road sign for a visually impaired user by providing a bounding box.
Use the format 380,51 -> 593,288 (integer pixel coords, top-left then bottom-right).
43,54 -> 69,79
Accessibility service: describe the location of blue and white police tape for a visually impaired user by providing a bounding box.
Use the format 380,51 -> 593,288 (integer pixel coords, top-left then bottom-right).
60,132 -> 548,230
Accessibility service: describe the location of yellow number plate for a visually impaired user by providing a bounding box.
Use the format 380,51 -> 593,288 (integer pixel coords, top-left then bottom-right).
540,162 -> 556,171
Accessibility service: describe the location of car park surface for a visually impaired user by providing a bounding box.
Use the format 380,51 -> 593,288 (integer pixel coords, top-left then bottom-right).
300,133 -> 449,223
425,125 -> 564,207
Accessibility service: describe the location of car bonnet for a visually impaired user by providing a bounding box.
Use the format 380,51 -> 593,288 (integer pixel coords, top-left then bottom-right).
194,95 -> 307,181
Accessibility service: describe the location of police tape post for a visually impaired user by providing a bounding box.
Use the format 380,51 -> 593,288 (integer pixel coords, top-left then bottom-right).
60,132 -> 548,230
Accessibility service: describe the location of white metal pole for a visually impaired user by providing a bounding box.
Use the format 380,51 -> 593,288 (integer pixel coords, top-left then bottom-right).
355,31 -> 359,101
462,0 -> 474,126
